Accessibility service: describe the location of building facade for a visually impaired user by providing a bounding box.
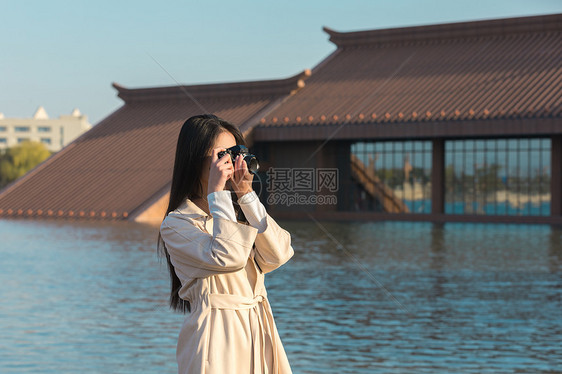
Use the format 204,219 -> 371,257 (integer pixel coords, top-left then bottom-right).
0,14 -> 560,225
0,107 -> 92,152
251,14 -> 562,225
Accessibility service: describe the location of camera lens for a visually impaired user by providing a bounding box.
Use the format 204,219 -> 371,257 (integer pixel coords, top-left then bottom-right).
245,156 -> 259,174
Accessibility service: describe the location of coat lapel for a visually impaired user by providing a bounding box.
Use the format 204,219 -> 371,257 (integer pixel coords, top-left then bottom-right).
173,198 -> 214,234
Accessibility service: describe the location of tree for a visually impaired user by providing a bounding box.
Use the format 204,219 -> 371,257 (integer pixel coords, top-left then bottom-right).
0,141 -> 51,188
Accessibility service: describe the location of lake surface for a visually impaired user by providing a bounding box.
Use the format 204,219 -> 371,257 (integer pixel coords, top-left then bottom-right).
0,218 -> 560,373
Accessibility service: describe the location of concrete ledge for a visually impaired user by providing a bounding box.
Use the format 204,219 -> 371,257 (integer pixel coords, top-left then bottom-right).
269,210 -> 562,226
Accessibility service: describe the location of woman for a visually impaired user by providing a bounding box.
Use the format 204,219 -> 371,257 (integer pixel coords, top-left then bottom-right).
157,114 -> 294,374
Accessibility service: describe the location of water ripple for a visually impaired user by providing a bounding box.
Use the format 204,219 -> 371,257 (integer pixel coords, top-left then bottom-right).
0,219 -> 560,373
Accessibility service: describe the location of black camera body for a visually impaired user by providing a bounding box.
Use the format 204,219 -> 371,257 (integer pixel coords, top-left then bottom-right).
218,145 -> 259,174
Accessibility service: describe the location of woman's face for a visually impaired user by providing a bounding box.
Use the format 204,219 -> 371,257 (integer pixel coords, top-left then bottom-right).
200,130 -> 237,196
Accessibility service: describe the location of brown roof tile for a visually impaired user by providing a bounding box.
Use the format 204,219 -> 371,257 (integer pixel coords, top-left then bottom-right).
0,73 -> 308,220
254,14 -> 562,140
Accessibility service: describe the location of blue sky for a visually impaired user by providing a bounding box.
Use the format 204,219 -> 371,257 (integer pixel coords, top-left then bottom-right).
1,0 -> 561,124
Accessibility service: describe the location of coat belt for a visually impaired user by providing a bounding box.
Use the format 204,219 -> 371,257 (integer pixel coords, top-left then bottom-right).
208,293 -> 265,310
208,293 -> 278,374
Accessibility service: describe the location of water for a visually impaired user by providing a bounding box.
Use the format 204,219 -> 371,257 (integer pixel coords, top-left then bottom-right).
401,199 -> 551,216
0,219 -> 560,373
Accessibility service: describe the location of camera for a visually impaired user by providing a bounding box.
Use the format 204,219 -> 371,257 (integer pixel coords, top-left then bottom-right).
218,145 -> 259,174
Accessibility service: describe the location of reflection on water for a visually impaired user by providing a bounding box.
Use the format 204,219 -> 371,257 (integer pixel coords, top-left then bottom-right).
0,219 -> 560,373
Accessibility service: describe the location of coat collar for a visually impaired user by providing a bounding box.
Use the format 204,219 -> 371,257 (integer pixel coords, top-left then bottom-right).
174,198 -> 209,219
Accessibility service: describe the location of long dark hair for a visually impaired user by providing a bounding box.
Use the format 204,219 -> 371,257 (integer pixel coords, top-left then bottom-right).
157,114 -> 247,313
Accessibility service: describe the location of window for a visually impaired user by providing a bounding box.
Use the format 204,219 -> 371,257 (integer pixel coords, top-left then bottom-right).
17,138 -> 30,143
37,126 -> 51,132
15,126 -> 30,132
0,126 -> 6,132
351,140 -> 432,213
445,138 -> 551,216
0,138 -> 7,144
40,138 -> 52,145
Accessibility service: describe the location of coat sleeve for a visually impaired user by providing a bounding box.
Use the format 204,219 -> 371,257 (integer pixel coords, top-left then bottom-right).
160,215 -> 258,278
252,213 -> 294,274
238,191 -> 267,233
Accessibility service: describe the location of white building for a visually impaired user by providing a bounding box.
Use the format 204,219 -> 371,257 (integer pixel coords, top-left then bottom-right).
0,106 -> 92,152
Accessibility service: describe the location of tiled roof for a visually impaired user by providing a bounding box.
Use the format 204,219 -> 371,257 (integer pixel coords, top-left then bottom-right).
0,72 -> 308,220
254,14 -> 562,140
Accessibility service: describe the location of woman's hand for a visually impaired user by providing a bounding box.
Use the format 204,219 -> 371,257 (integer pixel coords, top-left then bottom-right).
231,154 -> 254,198
207,148 -> 234,195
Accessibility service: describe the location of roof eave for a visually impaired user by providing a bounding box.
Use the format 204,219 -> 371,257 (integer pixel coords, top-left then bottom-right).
323,13 -> 562,48
112,69 -> 311,104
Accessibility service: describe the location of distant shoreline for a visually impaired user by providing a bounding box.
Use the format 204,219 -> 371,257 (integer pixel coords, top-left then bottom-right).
393,181 -> 550,207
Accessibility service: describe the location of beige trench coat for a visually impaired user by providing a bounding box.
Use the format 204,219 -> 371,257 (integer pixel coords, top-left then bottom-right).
160,197 -> 294,374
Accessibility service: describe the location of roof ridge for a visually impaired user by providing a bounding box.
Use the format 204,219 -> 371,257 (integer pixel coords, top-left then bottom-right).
324,13 -> 562,48
113,70 -> 311,104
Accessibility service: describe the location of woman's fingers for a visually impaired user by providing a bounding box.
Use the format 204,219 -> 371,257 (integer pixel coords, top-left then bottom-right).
208,149 -> 253,195
208,148 -> 236,194
215,152 -> 233,175
211,147 -> 233,166
232,155 -> 242,180
217,153 -> 231,166
232,155 -> 253,190
218,163 -> 233,178
236,155 -> 246,173
211,147 -> 223,164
